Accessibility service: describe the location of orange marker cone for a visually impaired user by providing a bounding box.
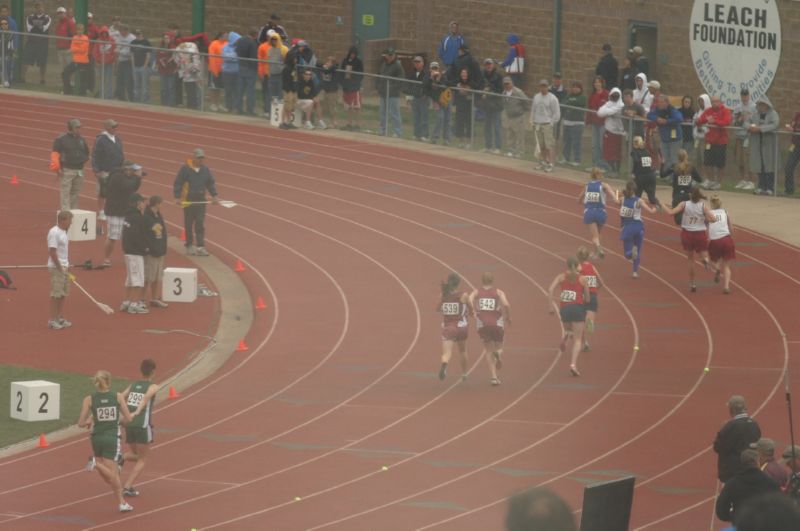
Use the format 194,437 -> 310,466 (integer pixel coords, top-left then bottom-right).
179,228 -> 186,241
255,296 -> 267,310
234,260 -> 245,272
37,433 -> 49,448
167,386 -> 180,399
10,175 -> 19,185
236,339 -> 249,352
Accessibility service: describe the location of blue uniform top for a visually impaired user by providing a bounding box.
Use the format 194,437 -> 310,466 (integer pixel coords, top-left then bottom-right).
584,181 -> 605,209
620,195 -> 642,225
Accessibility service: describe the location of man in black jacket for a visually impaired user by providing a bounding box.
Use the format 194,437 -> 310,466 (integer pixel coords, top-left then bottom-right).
51,118 -> 90,211
91,119 -> 125,235
448,44 -> 481,89
595,43 -> 618,90
404,56 -> 429,141
714,395 -> 762,483
143,196 -> 168,308
103,161 -> 142,267
715,449 -> 778,522
173,148 -> 219,256
121,193 -> 149,314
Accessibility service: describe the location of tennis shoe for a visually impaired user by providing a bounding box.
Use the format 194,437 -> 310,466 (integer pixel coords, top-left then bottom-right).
194,247 -> 210,256
119,301 -> 130,311
119,502 -> 133,512
490,377 -> 501,386
48,319 -> 65,330
58,318 -> 72,328
123,487 -> 139,497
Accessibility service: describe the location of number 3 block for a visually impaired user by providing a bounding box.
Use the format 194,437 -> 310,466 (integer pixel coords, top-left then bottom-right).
59,209 -> 96,242
162,267 -> 197,303
10,380 -> 61,421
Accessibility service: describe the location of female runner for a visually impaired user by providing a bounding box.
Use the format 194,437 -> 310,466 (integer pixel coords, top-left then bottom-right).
470,272 -> 511,387
619,180 -> 657,278
577,167 -> 618,259
576,246 -> 602,351
708,195 -> 736,294
662,185 -> 716,292
437,273 -> 472,382
548,257 -> 590,376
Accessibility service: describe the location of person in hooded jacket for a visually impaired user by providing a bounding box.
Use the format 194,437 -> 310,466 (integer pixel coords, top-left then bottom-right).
632,72 -> 653,110
501,34 -> 525,88
265,32 -> 288,115
175,41 -> 202,110
340,45 -> 363,130
746,97 -> 780,195
597,88 -> 624,175
221,32 -> 241,114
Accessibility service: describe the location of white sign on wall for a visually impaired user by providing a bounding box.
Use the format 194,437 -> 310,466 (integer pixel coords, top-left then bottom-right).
690,0 -> 781,107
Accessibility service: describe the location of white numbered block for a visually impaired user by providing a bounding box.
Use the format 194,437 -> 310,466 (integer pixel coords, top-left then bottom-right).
10,380 -> 60,421
59,209 -> 96,241
270,102 -> 283,127
162,267 -> 197,303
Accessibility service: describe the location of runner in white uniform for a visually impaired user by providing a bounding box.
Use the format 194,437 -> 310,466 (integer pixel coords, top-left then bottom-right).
707,196 -> 736,294
663,185 -> 716,292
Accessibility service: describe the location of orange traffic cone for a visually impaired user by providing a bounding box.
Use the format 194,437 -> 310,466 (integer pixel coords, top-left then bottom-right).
234,260 -> 245,272
37,433 -> 49,448
255,296 -> 267,310
179,228 -> 186,241
236,339 -> 249,352
167,386 -> 180,399
10,175 -> 19,185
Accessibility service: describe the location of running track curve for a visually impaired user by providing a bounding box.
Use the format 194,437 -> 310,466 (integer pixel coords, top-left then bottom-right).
0,93 -> 798,530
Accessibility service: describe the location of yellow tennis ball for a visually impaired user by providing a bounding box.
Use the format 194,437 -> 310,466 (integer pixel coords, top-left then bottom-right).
704,367 -> 710,374
294,496 -> 301,501
381,466 -> 388,471
633,345 -> 639,351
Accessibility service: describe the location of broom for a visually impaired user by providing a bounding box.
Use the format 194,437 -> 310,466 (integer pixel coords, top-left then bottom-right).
67,273 -> 114,315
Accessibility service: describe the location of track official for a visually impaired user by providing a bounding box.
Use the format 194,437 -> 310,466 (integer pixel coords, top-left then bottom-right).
50,118 -> 90,211
173,148 -> 220,257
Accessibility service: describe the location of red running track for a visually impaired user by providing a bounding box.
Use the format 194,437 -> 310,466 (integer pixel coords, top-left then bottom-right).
0,92 -> 799,530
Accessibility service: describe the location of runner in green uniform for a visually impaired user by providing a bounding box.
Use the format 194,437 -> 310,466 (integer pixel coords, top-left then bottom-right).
78,370 -> 134,513
121,359 -> 159,497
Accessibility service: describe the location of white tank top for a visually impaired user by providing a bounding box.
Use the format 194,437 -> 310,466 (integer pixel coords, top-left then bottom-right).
708,208 -> 730,240
681,201 -> 707,232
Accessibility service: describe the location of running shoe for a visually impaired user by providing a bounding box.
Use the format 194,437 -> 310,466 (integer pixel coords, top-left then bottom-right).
545,163 -> 554,173
317,120 -> 327,130
85,456 -> 96,472
128,302 -> 149,314
734,180 -> 746,189
123,487 -> 139,497
700,179 -> 712,189
490,377 -> 501,386
303,121 -> 314,130
58,318 -> 72,328
194,247 -> 210,256
119,301 -> 130,311
690,284 -> 697,293
98,211 -> 107,221
709,181 -> 721,190
492,351 -> 503,370
438,362 -> 448,381
102,259 -> 112,267
632,271 -> 639,279
569,365 -> 581,377
209,104 -> 219,112
741,181 -> 755,191
48,319 -> 65,330
723,288 -> 731,295
119,502 -> 133,513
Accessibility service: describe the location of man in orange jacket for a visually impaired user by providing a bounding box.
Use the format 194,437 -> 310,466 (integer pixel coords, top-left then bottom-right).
62,23 -> 90,96
207,32 -> 227,112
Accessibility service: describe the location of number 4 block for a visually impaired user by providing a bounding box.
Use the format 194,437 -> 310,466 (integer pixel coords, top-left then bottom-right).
10,380 -> 61,421
162,267 -> 197,303
58,209 -> 96,242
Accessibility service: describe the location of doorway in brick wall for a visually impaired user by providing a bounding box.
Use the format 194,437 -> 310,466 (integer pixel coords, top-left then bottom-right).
629,21 -> 657,81
353,0 -> 391,51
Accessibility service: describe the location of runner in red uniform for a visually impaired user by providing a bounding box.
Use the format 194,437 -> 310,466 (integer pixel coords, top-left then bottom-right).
577,246 -> 602,352
548,257 -> 589,377
469,272 -> 511,387
437,273 -> 472,382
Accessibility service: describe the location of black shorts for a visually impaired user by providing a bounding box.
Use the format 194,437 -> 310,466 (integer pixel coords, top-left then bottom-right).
584,292 -> 598,313
560,304 -> 586,323
704,144 -> 727,169
24,37 -> 49,67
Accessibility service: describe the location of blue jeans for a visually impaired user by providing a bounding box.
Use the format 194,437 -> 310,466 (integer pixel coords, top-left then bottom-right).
237,71 -> 256,114
483,108 -> 502,150
133,66 -> 150,103
411,97 -> 430,139
432,104 -> 451,143
98,63 -> 114,99
661,140 -> 680,172
379,96 -> 402,136
160,73 -> 177,106
562,124 -> 584,163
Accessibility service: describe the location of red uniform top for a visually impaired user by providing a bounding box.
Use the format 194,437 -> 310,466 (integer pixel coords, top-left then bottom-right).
559,275 -> 584,307
475,287 -> 503,328
579,261 -> 599,294
441,291 -> 467,327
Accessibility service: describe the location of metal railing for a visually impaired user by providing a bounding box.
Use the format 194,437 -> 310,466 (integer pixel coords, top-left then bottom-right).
2,31 -> 797,198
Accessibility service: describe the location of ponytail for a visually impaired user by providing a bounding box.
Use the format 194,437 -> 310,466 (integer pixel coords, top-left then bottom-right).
440,272 -> 461,297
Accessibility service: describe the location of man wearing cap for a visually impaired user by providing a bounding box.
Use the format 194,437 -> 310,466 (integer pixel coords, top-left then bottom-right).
631,45 -> 649,78
423,61 -> 451,145
481,58 -> 503,153
50,118 -> 90,211
752,438 -> 790,488
104,161 -> 143,267
121,193 -> 150,314
92,119 -> 125,235
715,448 -> 779,522
713,395 -> 762,483
531,79 -> 561,172
501,76 -> 528,158
437,21 -> 465,70
377,48 -> 403,138
173,149 -> 219,257
404,56 -> 429,141
54,6 -> 75,75
595,43 -> 618,90
22,1 -> 51,85
258,13 -> 288,44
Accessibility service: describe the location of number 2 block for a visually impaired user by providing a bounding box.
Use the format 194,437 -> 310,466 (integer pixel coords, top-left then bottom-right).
10,380 -> 61,421
59,209 -> 96,242
162,267 -> 197,303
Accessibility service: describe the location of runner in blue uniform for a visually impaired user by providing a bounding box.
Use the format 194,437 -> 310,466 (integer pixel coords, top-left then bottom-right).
619,180 -> 657,278
577,167 -> 619,258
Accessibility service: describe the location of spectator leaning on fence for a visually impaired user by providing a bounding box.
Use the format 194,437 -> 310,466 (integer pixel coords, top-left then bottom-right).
207,31 -> 227,112
405,55 -> 429,141
114,25 -> 136,102
531,79 -> 561,172
481,58 -> 503,153
562,81 -> 587,167
438,21 -> 465,70
62,23 -> 89,96
733,88 -> 757,190
622,88 -> 646,139
747,96 -> 779,196
597,87 -> 625,176
501,76 -> 527,158
176,40 -> 202,110
424,61 -> 451,145
647,94 -> 683,175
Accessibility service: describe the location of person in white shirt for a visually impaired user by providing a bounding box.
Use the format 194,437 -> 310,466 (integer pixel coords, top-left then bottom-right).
47,211 -> 73,330
662,186 -> 716,292
707,195 -> 736,294
597,88 -> 624,175
530,78 -> 561,172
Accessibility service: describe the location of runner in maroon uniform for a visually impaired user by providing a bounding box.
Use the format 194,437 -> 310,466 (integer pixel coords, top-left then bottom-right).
469,272 -> 511,386
577,246 -> 602,352
437,273 -> 472,382
548,257 -> 590,376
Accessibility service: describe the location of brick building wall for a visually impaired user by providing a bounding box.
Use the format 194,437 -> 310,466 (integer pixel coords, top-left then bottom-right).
20,0 -> 800,120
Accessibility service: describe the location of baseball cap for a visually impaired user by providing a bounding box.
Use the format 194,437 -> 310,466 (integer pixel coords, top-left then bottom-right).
56,7 -> 67,13
193,148 -> 205,158
130,164 -> 143,171
502,76 -> 513,84
413,55 -> 424,63
297,40 -> 308,47
539,78 -> 549,86
750,438 -> 775,456
429,61 -> 440,69
647,80 -> 661,90
88,12 -> 93,18
104,118 -> 118,128
484,58 -> 494,65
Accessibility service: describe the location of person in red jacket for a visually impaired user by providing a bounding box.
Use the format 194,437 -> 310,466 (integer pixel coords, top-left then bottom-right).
697,95 -> 732,190
53,6 -> 75,74
92,27 -> 116,99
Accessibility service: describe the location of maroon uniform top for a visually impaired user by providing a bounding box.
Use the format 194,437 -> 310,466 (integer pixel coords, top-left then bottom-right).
559,275 -> 584,307
475,287 -> 503,328
579,261 -> 599,294
441,291 -> 467,327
